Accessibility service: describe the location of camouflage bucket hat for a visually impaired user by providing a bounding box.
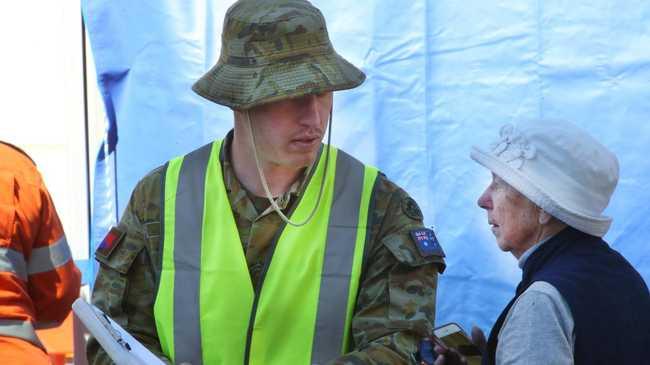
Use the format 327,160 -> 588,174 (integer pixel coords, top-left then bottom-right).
192,0 -> 366,110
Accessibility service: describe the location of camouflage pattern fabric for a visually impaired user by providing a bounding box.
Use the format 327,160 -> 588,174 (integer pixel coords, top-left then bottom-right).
87,133 -> 446,365
192,0 -> 366,110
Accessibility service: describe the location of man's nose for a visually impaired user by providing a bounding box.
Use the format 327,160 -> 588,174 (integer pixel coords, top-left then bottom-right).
300,94 -> 323,128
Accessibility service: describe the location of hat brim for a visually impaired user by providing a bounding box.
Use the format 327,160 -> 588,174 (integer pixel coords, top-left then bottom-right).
192,51 -> 365,110
470,146 -> 612,237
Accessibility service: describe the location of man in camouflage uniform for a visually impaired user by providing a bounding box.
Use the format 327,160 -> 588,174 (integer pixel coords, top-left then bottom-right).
87,0 -> 445,364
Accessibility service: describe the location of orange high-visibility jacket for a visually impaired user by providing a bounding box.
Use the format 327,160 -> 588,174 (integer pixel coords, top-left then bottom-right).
0,142 -> 81,361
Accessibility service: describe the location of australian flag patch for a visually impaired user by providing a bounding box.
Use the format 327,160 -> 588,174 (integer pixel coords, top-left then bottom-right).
410,228 -> 445,258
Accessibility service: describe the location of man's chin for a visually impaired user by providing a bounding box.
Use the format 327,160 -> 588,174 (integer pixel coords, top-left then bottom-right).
296,157 -> 318,170
275,158 -> 315,173
290,151 -> 320,167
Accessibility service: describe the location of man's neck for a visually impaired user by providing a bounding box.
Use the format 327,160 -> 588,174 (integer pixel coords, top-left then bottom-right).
230,130 -> 304,198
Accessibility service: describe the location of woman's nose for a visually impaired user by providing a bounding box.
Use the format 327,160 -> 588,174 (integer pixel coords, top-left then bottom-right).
477,188 -> 492,210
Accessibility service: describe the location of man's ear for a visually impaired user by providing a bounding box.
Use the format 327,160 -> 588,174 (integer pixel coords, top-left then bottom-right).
538,209 -> 553,225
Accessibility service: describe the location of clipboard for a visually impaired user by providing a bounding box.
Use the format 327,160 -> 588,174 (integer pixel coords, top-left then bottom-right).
72,298 -> 165,365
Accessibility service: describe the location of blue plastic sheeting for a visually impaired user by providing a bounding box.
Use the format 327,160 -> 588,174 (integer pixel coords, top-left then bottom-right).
82,0 -> 650,334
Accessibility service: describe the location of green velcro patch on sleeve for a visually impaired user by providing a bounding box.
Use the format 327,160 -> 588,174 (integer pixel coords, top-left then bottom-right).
95,226 -> 125,260
94,226 -> 145,275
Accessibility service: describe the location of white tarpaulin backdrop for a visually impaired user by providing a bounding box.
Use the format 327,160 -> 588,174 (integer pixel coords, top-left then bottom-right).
82,0 -> 650,333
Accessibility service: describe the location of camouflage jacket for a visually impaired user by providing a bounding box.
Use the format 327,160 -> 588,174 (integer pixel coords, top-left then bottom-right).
87,135 -> 446,365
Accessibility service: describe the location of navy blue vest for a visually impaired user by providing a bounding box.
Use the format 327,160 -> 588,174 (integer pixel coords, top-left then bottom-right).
485,227 -> 650,365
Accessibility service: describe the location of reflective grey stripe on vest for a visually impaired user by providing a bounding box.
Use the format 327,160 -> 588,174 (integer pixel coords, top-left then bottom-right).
311,150 -> 366,365
0,319 -> 45,348
172,143 -> 213,365
170,144 -> 367,365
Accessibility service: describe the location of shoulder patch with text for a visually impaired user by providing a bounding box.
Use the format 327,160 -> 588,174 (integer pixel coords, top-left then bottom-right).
410,228 -> 445,258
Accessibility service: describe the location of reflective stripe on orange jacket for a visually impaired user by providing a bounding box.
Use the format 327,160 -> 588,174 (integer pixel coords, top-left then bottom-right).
0,142 -> 81,355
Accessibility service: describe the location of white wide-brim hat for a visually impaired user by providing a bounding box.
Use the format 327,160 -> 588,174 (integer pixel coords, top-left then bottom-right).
471,120 -> 619,237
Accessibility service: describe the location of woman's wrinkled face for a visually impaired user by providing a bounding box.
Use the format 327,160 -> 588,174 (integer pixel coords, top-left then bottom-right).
477,174 -> 542,258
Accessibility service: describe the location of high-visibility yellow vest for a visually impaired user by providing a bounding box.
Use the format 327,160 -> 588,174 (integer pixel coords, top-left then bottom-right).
154,140 -> 378,365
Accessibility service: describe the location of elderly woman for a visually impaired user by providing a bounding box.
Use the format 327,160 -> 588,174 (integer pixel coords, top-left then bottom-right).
435,120 -> 649,365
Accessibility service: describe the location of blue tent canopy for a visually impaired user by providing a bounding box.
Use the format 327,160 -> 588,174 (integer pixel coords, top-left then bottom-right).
82,0 -> 650,332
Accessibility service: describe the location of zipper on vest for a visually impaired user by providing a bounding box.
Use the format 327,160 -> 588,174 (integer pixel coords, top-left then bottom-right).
242,147 -> 322,364
242,215 -> 290,364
